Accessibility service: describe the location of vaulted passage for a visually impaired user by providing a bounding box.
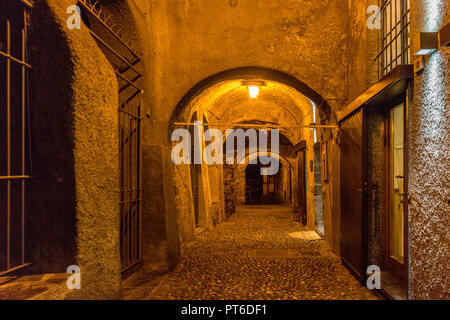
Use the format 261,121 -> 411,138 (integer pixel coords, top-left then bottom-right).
0,0 -> 448,302
124,206 -> 377,300
168,68 -> 331,238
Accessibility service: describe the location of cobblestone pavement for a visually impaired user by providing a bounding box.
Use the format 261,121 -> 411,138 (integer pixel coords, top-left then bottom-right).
139,206 -> 379,300
0,273 -> 68,300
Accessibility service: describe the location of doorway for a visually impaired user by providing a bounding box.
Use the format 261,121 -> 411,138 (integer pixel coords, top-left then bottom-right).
339,65 -> 413,293
245,161 -> 283,205
245,164 -> 263,204
385,102 -> 408,282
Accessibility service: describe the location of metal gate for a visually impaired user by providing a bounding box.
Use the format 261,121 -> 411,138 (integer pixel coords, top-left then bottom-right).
119,95 -> 142,272
78,0 -> 143,273
0,0 -> 32,275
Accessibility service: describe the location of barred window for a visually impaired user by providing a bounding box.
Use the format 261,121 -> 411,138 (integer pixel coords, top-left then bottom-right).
0,0 -> 32,274
376,0 -> 411,78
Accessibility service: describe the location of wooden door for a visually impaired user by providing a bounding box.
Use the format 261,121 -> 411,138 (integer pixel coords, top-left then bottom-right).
189,112 -> 200,228
340,108 -> 368,280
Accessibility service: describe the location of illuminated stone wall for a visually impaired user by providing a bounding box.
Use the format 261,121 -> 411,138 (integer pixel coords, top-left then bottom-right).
17,0 -> 449,300
409,0 -> 450,300
140,0 -> 355,269
28,0 -> 122,299
343,0 -> 450,300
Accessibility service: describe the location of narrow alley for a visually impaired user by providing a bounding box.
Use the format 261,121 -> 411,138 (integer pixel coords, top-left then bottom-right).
0,0 -> 448,302
125,206 -> 378,300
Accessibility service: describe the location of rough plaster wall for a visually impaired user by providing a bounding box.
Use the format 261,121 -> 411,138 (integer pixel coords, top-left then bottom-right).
161,146 -> 182,268
367,105 -> 386,268
141,145 -> 175,272
234,165 -> 247,205
28,0 -> 78,274
347,0 -> 379,102
98,0 -> 143,57
365,1 -> 379,89
173,164 -> 196,242
347,0 -> 366,102
30,0 -> 122,299
143,145 -> 181,270
146,0 -> 349,144
409,0 -> 450,300
224,164 -> 237,216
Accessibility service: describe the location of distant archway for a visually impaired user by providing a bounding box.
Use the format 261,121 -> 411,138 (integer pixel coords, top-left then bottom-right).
234,152 -> 295,207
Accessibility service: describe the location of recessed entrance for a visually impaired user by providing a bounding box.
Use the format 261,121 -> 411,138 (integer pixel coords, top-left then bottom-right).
245,161 -> 283,205
386,102 -> 408,282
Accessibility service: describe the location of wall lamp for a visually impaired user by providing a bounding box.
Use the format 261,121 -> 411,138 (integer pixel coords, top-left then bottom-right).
414,32 -> 439,56
242,80 -> 266,99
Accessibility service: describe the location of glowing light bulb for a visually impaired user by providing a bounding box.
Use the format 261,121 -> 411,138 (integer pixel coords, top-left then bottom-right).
248,86 -> 260,98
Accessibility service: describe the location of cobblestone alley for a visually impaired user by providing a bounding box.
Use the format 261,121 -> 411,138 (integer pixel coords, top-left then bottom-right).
125,206 -> 379,300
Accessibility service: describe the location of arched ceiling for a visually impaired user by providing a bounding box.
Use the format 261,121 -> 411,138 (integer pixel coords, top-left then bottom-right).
181,79 -> 316,145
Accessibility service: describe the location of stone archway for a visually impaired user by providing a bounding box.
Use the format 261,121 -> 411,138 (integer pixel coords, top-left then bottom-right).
165,66 -> 331,275
169,66 -> 333,139
233,153 -> 295,207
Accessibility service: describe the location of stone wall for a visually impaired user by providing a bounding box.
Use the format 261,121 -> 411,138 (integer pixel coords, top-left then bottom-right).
341,0 -> 450,299
145,0 -> 350,144
366,104 -> 387,268
224,164 -> 237,216
234,165 -> 247,205
408,0 -> 450,300
28,0 -> 122,299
